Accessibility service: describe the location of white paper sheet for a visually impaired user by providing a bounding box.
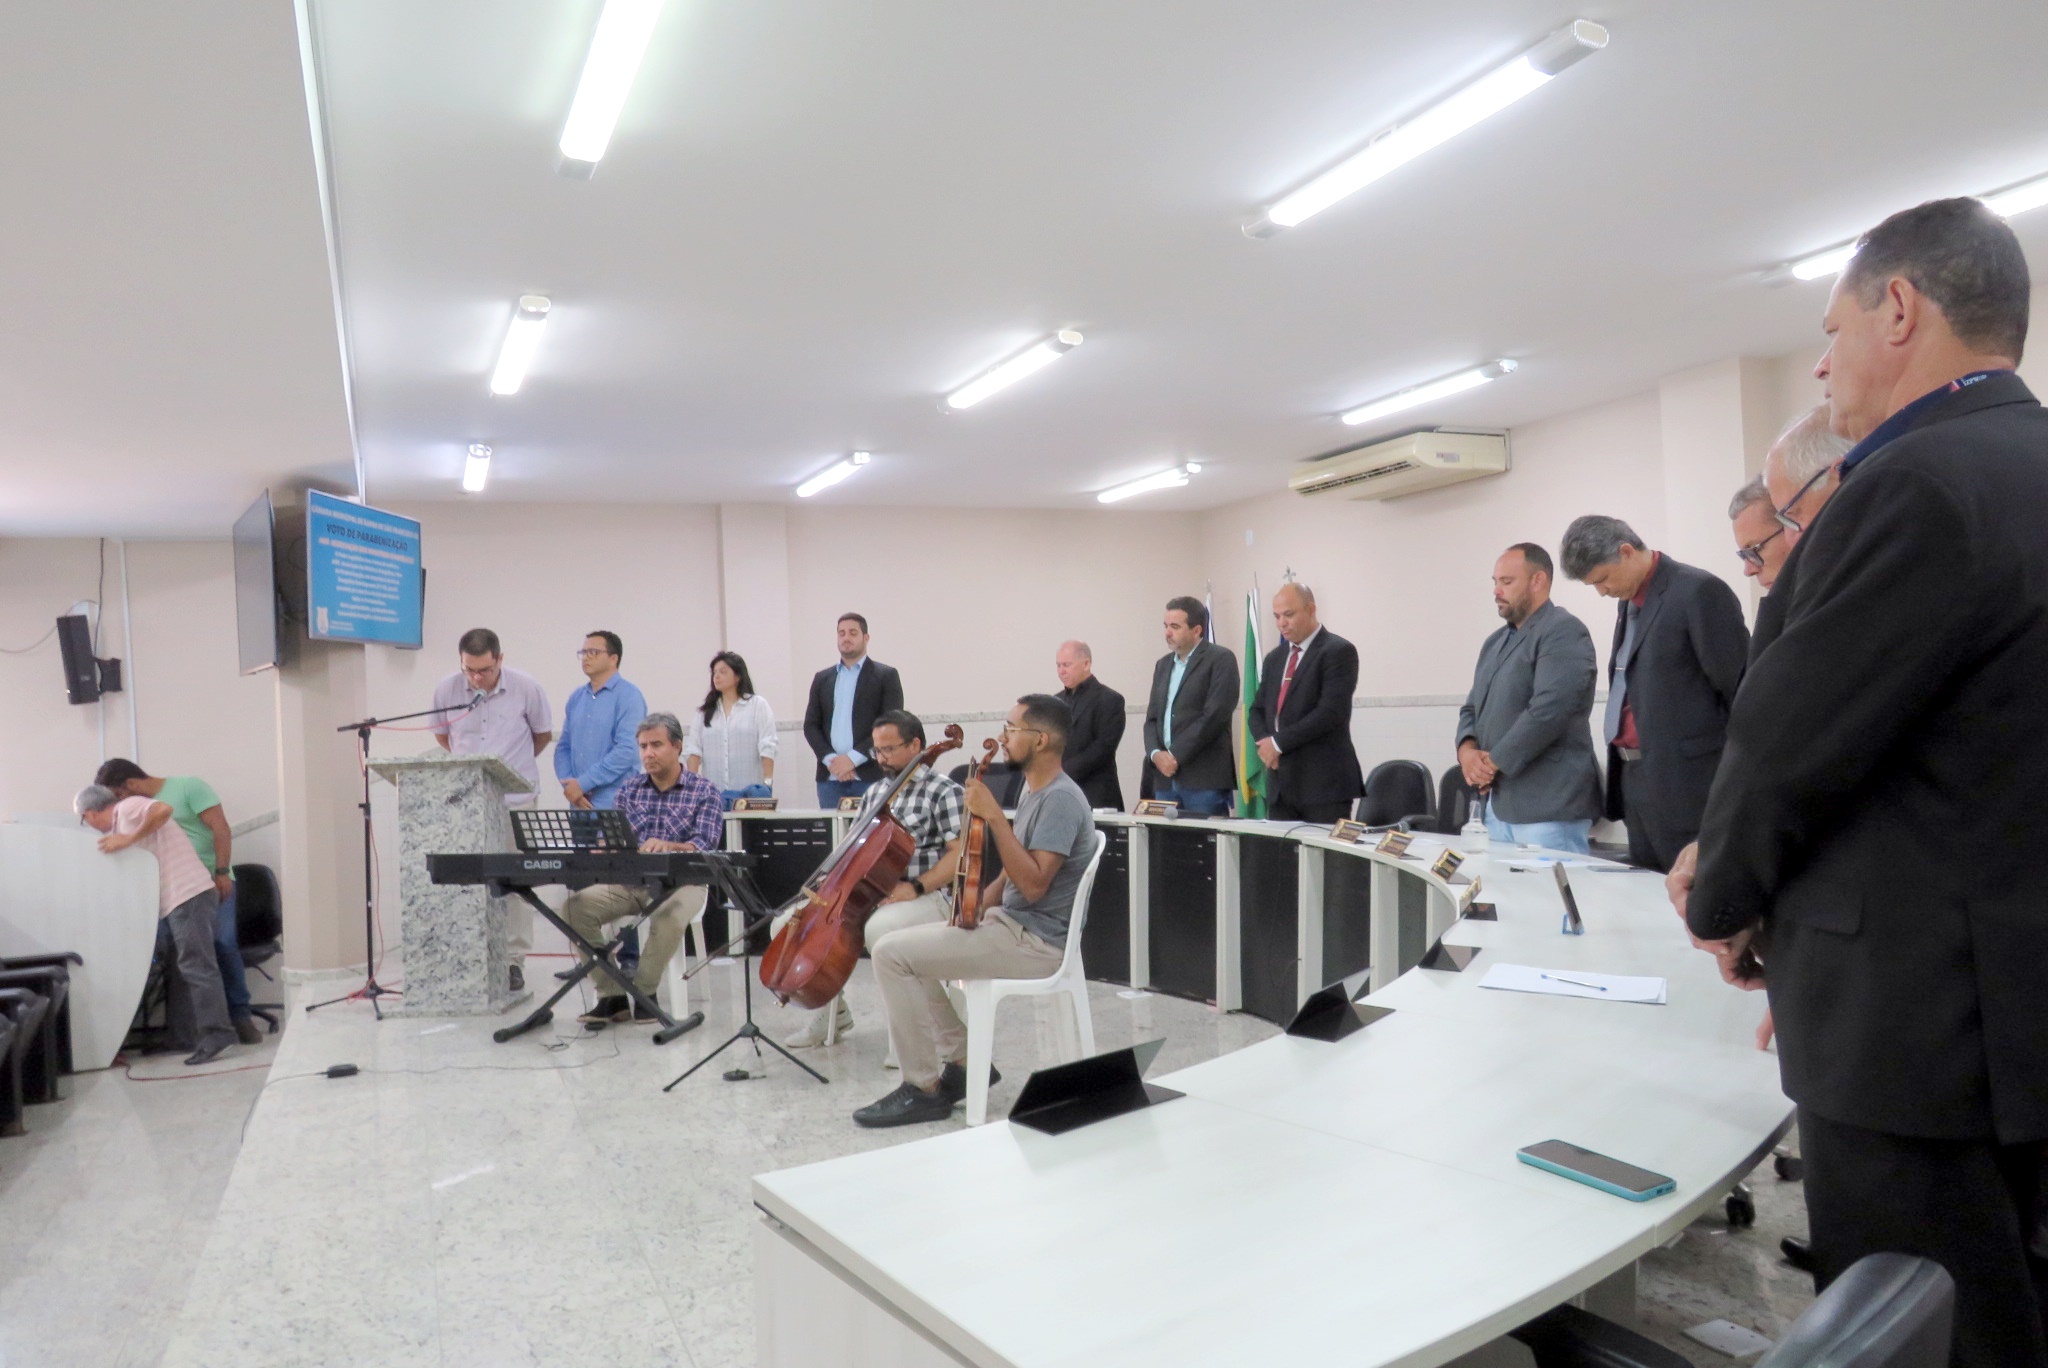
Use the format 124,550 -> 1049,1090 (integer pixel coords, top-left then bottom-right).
1478,962 -> 1669,1004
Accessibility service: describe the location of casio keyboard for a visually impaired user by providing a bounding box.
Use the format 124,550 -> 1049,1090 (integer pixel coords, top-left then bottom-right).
427,809 -> 760,1047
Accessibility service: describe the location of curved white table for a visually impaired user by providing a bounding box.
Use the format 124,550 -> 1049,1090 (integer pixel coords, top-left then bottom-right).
752,831 -> 1789,1368
0,823 -> 159,1070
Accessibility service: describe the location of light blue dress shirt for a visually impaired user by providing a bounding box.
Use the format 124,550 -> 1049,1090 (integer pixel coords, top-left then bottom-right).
1162,650 -> 1192,749
830,659 -> 867,765
554,673 -> 648,809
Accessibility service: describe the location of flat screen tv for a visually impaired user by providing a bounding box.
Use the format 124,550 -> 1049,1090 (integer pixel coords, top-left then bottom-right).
233,491 -> 282,674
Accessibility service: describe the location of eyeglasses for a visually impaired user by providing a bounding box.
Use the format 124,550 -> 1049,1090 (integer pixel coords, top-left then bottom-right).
574,648 -> 612,658
999,724 -> 1046,737
1736,525 -> 1784,570
1772,467 -> 1833,533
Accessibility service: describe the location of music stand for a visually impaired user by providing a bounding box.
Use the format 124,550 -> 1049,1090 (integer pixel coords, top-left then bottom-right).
665,860 -> 827,1089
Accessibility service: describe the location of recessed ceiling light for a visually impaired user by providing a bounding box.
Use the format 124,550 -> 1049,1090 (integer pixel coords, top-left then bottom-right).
1247,21 -> 1607,237
489,296 -> 551,397
559,0 -> 666,172
1788,172 -> 2048,280
944,331 -> 1084,411
1098,462 -> 1202,504
797,451 -> 871,498
1340,360 -> 1517,427
462,444 -> 492,494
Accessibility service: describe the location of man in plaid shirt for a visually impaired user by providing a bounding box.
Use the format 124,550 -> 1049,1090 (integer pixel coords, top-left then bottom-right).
565,712 -> 725,1024
782,709 -> 965,1049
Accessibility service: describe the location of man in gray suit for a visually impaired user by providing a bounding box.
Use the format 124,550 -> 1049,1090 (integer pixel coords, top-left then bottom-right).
1456,543 -> 1601,853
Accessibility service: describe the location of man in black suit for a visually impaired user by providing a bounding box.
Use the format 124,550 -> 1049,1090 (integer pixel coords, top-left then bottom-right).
1559,517 -> 1747,872
1141,596 -> 1239,816
1247,583 -> 1363,823
1055,640 -> 1124,810
1677,198 -> 2048,1366
801,612 -> 905,807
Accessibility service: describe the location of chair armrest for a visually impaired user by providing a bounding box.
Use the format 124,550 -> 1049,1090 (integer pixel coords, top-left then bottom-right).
1510,1303 -> 1692,1368
0,987 -> 49,1024
2,952 -> 84,969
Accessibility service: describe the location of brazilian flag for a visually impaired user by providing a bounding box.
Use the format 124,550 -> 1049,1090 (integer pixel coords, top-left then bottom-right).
1238,591 -> 1267,818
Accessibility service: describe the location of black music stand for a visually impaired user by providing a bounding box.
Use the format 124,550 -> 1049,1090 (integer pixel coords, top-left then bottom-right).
490,809 -> 706,1047
665,861 -> 826,1089
308,697 -> 480,1019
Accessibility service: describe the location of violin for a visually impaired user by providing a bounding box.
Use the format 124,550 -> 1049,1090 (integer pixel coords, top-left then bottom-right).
949,736 -> 1002,930
758,724 -> 964,1010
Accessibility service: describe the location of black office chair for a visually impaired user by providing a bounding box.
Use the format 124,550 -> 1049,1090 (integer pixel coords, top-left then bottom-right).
1354,759 -> 1434,827
0,987 -> 50,1136
1403,766 -> 1480,836
948,761 -> 1026,808
1510,1253 -> 1954,1368
0,952 -> 79,1080
232,863 -> 285,1034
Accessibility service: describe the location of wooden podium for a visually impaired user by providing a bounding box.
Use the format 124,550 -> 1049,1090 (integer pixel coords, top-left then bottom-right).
368,752 -> 530,1016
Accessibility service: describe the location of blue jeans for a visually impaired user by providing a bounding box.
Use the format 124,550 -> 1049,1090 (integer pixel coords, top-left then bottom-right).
1154,781 -> 1232,817
816,778 -> 875,809
723,783 -> 773,810
155,884 -> 252,1019
1482,801 -> 1592,854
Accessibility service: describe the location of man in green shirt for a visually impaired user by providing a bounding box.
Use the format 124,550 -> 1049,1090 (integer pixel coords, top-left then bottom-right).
96,760 -> 263,1045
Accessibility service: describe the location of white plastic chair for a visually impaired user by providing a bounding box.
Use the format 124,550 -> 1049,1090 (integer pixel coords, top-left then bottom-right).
655,891 -> 712,1019
961,830 -> 1105,1126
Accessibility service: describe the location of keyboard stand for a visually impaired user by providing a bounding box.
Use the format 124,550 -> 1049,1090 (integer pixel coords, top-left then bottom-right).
488,882 -> 705,1046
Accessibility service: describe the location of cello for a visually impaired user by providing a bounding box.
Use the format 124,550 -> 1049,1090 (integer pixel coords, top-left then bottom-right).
948,737 -> 1001,929
759,724 -> 965,1010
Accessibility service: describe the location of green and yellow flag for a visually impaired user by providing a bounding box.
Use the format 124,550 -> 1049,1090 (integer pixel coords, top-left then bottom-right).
1238,589 -> 1267,818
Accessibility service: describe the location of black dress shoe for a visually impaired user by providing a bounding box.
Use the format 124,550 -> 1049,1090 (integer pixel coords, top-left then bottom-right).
509,965 -> 525,992
939,1060 -> 1001,1104
1780,1236 -> 1818,1273
854,1083 -> 955,1128
555,966 -> 578,981
578,995 -> 629,1024
184,1041 -> 231,1066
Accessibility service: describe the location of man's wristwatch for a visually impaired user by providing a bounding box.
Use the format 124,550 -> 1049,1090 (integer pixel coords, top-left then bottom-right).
906,876 -> 925,897
214,867 -> 230,876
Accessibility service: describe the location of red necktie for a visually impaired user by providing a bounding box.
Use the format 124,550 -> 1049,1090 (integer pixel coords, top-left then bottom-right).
1276,644 -> 1302,715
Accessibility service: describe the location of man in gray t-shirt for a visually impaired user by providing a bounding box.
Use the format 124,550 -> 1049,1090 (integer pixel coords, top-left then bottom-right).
858,694 -> 1101,1129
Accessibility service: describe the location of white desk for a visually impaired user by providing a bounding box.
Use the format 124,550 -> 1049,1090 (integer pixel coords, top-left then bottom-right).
753,836 -> 1788,1368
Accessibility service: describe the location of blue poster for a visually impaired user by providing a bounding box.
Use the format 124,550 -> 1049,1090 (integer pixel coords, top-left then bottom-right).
305,490 -> 423,648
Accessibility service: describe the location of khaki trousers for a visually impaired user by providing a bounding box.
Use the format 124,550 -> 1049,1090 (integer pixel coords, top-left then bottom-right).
559,882 -> 707,999
872,911 -> 1062,1090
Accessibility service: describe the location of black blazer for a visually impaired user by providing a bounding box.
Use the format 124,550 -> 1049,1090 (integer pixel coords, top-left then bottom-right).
1141,640 -> 1240,794
1247,630 -> 1364,808
1690,371 -> 2048,1143
1059,675 -> 1126,810
1600,555 -> 1748,838
801,658 -> 904,782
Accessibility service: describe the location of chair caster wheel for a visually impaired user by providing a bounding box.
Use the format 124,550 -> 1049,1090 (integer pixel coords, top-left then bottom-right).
1725,1192 -> 1757,1228
1774,1153 -> 1805,1181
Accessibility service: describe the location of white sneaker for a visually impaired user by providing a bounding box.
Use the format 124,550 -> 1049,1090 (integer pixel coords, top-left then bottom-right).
784,998 -> 854,1048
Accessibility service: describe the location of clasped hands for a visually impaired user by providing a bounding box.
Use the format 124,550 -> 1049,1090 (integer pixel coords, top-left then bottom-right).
827,754 -> 859,782
1255,736 -> 1282,769
1665,841 -> 1764,991
1456,742 -> 1497,791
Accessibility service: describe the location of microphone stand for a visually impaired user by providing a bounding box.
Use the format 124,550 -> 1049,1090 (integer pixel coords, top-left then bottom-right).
666,860 -> 827,1089
306,697 -> 483,1019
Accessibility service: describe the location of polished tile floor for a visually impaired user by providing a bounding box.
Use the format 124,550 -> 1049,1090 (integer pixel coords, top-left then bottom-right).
0,956 -> 1813,1367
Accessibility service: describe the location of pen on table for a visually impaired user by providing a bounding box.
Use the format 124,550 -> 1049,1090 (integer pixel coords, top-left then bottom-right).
1540,972 -> 1608,991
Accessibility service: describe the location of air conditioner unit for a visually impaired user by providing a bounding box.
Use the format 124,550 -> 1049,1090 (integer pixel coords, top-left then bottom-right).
1289,429 -> 1509,501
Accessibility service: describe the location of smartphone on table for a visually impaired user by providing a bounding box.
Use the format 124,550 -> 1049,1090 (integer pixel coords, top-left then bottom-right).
1517,1139 -> 1675,1201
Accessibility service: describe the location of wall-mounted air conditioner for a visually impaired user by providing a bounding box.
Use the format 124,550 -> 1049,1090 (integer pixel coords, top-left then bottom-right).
1289,429 -> 1509,501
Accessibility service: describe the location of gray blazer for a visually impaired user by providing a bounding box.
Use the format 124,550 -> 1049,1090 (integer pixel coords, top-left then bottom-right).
1455,600 -> 1601,825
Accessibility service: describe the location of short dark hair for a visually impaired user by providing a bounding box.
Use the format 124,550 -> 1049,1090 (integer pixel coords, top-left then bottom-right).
1164,595 -> 1208,637
586,629 -> 622,662
636,712 -> 685,746
1559,516 -> 1646,581
1504,542 -> 1554,580
1016,694 -> 1071,751
700,650 -> 756,724
94,758 -> 152,789
872,709 -> 925,750
458,627 -> 501,658
837,612 -> 869,634
1844,197 -> 2030,361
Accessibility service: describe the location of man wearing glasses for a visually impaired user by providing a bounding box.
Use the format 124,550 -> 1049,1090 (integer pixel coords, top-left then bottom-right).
1729,406 -> 1851,596
554,630 -> 650,979
779,710 -> 965,1050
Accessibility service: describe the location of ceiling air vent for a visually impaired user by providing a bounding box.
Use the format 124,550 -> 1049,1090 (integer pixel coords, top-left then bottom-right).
1290,430 -> 1508,501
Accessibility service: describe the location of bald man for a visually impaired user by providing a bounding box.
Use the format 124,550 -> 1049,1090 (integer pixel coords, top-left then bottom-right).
1055,641 -> 1125,809
1246,583 -> 1365,822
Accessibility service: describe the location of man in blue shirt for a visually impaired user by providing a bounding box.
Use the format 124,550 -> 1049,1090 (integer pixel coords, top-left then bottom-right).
554,630 -> 649,976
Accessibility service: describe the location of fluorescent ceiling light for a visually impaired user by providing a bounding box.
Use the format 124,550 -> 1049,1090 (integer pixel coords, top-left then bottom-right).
1340,359 -> 1517,427
489,295 -> 551,396
559,0 -> 666,169
462,443 -> 492,494
944,331 -> 1084,411
1789,172 -> 2048,281
1247,21 -> 1607,236
1098,462 -> 1202,504
797,451 -> 871,498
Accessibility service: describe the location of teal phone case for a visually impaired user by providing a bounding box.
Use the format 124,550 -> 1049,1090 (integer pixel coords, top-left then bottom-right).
1518,1148 -> 1676,1201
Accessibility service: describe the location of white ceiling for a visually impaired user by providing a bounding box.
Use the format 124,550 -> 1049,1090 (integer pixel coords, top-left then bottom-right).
5,1 -> 2048,534
0,1 -> 355,537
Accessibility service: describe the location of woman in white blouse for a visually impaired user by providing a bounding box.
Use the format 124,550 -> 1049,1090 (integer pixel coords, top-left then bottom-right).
686,651 -> 778,807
